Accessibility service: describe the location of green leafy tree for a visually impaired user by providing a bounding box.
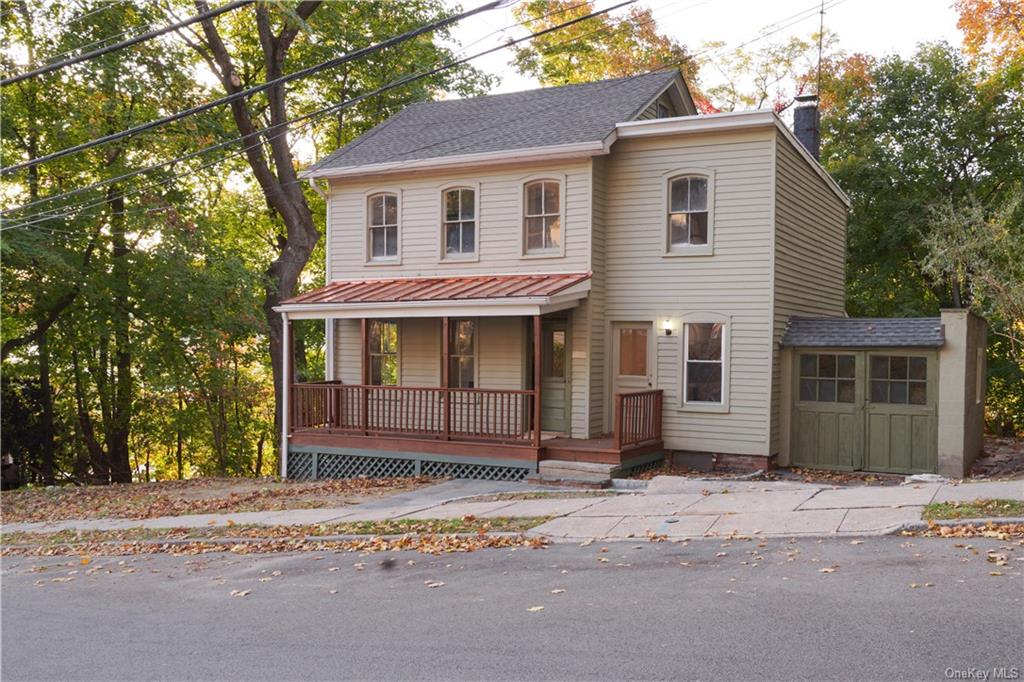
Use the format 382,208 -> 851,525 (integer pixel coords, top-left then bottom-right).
511,0 -> 697,86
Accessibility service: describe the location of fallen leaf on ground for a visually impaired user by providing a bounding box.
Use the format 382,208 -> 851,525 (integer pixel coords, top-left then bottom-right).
819,565 -> 838,573
424,580 -> 445,588
551,589 -> 565,594
229,589 -> 250,597
527,606 -> 544,612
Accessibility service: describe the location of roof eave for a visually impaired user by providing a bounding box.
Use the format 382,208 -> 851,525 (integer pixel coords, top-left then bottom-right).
301,140 -> 608,180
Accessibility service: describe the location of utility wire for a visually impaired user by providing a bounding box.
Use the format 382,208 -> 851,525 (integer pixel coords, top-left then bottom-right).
0,0 -> 508,175
1,0 -> 591,219
1,0 -> 635,231
0,0 -> 254,87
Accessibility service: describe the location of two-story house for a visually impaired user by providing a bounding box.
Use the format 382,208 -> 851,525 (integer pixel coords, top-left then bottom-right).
276,70 -> 986,483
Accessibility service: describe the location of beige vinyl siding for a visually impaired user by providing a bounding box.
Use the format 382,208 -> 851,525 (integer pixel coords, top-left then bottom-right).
588,156 -> 609,436
602,130 -> 776,455
333,317 -> 524,390
637,92 -> 678,120
327,160 -> 591,276
768,132 -> 848,455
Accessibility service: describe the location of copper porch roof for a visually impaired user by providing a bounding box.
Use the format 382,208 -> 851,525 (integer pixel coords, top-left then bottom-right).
283,272 -> 592,306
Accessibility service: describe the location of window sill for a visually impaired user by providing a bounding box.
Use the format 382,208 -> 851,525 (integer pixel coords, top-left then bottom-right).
677,402 -> 729,414
365,258 -> 402,266
521,251 -> 565,260
664,245 -> 713,258
439,254 -> 480,264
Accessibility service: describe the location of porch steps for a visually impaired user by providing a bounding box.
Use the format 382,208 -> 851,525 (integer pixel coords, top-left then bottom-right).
528,460 -> 619,488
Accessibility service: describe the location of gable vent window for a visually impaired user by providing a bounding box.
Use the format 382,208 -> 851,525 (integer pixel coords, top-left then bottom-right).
668,176 -> 709,249
524,180 -> 561,253
368,192 -> 398,260
443,188 -> 476,258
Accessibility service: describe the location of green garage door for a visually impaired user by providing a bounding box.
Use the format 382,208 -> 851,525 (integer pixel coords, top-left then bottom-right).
791,350 -> 938,474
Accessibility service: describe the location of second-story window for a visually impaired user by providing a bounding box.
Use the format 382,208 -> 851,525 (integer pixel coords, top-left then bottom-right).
368,192 -> 398,261
444,188 -> 476,258
524,180 -> 561,254
668,176 -> 709,249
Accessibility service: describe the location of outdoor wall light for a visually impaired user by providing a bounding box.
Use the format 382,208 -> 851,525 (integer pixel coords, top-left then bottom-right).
663,319 -> 674,336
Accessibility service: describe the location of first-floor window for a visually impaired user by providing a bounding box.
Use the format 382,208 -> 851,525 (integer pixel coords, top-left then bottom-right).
448,319 -> 476,388
368,192 -> 398,260
368,320 -> 398,385
684,322 -> 723,403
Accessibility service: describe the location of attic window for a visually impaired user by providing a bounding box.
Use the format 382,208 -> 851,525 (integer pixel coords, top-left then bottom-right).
657,102 -> 670,118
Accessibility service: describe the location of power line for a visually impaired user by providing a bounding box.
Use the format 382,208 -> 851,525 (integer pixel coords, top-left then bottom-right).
0,0 -> 511,176
0,0 -> 254,87
1,0 -> 636,232
1,0 -> 592,221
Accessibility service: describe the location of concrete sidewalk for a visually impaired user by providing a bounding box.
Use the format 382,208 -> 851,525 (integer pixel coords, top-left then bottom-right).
3,477 -> 1021,539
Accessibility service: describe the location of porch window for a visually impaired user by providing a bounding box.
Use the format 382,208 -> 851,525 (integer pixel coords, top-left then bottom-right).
368,193 -> 398,260
799,353 -> 855,403
870,355 -> 927,405
448,319 -> 476,388
684,322 -> 723,403
443,188 -> 476,258
524,180 -> 561,253
368,320 -> 398,385
668,176 -> 709,249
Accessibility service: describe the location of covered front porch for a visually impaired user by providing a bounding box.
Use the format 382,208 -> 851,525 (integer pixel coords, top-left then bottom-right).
275,273 -> 664,480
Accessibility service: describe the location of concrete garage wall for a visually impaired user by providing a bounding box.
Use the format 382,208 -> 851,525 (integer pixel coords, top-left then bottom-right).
937,309 -> 988,477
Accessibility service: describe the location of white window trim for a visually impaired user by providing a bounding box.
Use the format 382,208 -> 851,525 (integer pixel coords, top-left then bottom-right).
519,172 -> 567,259
662,167 -> 714,258
677,313 -> 730,413
363,188 -> 402,265
438,182 -> 481,263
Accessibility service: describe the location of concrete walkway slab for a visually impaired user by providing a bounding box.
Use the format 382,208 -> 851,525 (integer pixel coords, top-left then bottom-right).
574,493 -> 704,517
645,476 -> 822,495
479,497 -> 605,518
798,484 -> 940,510
839,506 -> 924,533
400,501 -> 516,520
604,515 -> 717,539
932,481 -> 1024,503
706,509 -> 847,536
531,516 -> 624,540
682,489 -> 818,515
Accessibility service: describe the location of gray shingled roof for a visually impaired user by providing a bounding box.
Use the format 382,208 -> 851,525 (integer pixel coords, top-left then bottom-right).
780,317 -> 945,348
304,71 -> 680,175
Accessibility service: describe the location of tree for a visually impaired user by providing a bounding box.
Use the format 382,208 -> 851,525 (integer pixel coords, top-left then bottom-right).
511,0 -> 697,86
955,0 -> 1024,66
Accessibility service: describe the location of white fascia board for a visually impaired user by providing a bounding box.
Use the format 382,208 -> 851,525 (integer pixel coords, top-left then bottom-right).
301,141 -> 607,180
273,290 -> 589,320
616,110 -> 850,208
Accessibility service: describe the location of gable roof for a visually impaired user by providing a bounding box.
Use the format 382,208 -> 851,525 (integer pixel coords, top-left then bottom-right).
780,317 -> 945,348
304,71 -> 683,178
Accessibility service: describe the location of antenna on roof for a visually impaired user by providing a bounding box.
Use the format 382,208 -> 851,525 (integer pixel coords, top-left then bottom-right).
816,0 -> 825,96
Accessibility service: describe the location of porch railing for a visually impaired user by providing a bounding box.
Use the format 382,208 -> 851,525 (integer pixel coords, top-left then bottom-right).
289,383 -> 535,444
612,389 -> 664,450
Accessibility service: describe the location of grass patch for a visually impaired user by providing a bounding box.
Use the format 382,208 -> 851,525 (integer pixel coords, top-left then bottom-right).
1,516 -> 551,548
922,498 -> 1024,521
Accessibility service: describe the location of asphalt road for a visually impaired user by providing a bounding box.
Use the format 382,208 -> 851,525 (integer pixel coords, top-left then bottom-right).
2,536 -> 1022,681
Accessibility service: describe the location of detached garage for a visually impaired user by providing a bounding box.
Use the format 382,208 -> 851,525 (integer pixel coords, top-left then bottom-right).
778,310 -> 987,478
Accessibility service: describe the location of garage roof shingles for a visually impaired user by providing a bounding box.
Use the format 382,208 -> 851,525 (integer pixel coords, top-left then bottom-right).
781,317 -> 945,348
304,71 -> 679,174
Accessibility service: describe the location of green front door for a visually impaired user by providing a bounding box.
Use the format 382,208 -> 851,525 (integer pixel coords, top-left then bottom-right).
791,349 -> 938,474
540,319 -> 570,433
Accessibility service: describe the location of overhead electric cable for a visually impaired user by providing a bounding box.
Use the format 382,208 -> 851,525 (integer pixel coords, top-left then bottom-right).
0,0 -> 254,87
1,0 -> 635,231
0,0 -> 510,175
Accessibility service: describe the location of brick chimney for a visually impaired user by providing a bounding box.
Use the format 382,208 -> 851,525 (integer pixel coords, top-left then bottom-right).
793,93 -> 820,160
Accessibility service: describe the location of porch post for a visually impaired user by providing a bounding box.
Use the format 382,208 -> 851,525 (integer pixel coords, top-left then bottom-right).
280,312 -> 290,478
287,318 -> 296,384
533,314 -> 542,448
442,316 -> 451,441
361,318 -> 369,435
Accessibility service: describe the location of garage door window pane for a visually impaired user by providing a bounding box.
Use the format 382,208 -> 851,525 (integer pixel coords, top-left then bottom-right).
869,355 -> 928,405
818,379 -> 836,402
838,355 -> 855,378
837,379 -> 855,403
800,354 -> 816,377
799,378 -> 816,401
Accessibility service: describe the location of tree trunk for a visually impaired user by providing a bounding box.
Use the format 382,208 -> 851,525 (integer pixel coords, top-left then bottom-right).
38,330 -> 56,485
107,187 -> 133,484
72,349 -> 108,484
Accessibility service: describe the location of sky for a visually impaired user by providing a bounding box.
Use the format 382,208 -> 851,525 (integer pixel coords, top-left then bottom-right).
447,0 -> 965,96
